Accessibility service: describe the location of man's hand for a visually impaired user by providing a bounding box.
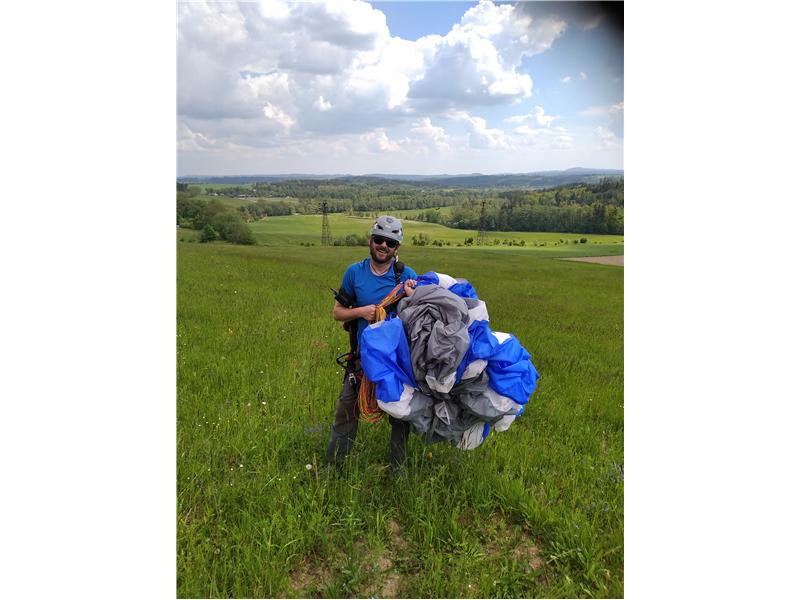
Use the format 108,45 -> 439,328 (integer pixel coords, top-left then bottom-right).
403,279 -> 417,298
360,304 -> 377,322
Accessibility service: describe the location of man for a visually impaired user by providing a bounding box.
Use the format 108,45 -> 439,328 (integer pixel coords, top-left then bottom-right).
326,215 -> 418,473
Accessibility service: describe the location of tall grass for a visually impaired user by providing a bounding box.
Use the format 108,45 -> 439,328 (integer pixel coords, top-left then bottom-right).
177,242 -> 623,598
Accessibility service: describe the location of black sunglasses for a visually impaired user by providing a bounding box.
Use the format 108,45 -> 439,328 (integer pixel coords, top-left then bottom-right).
371,235 -> 399,248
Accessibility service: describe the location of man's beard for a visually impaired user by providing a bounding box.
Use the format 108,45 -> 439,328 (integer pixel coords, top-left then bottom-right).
370,245 -> 393,265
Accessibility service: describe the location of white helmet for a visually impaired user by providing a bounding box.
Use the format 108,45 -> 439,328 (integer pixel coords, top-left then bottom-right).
370,215 -> 403,243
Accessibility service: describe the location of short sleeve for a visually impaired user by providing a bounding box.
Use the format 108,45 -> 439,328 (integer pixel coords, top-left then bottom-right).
403,266 -> 418,280
340,264 -> 356,300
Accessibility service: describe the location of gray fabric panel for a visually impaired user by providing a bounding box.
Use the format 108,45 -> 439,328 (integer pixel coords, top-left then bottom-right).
398,285 -> 470,395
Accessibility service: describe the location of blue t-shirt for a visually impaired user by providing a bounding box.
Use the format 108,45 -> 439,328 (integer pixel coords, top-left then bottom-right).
340,257 -> 417,342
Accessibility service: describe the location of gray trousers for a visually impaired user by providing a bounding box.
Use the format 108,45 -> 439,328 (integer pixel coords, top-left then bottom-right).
325,371 -> 410,467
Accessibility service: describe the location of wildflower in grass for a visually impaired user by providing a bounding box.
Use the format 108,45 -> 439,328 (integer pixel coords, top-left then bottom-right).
305,464 -> 312,470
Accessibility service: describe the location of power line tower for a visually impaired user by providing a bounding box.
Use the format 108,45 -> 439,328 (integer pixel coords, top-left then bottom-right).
477,200 -> 488,246
321,201 -> 332,246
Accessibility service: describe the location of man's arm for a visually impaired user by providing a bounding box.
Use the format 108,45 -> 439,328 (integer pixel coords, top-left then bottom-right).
333,301 -> 376,323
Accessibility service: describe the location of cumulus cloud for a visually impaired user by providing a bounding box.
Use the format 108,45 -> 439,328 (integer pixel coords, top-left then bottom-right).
411,117 -> 451,152
360,128 -> 402,152
407,0 -> 569,109
455,114 -> 507,149
179,1 -> 572,135
513,1 -> 623,33
551,135 -> 574,150
177,0 -> 615,171
314,96 -> 332,111
262,102 -> 295,130
504,106 -> 556,127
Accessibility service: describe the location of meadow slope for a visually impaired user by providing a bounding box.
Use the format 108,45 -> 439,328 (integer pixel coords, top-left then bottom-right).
177,241 -> 623,598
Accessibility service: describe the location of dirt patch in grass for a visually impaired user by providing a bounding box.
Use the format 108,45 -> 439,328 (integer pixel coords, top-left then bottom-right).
484,512 -> 543,572
289,557 -> 334,594
388,518 -> 409,551
352,520 -> 409,598
558,255 -> 624,266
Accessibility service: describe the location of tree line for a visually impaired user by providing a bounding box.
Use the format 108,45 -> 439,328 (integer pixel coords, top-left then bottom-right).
177,193 -> 255,245
177,177 -> 624,240
415,180 -> 624,235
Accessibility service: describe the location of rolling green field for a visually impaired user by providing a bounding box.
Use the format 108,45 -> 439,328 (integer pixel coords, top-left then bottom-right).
245,214 -> 623,252
177,232 -> 623,597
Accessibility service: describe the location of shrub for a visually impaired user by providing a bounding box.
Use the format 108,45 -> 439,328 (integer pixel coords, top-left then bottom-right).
413,233 -> 431,246
200,224 -> 218,243
580,237 -> 587,243
226,221 -> 256,245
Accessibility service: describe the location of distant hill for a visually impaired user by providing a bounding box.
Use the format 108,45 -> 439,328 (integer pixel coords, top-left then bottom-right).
178,168 -> 623,189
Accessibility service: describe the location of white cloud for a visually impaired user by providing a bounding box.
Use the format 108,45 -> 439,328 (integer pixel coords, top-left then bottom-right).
580,71 -> 588,80
595,126 -> 616,142
176,122 -> 216,152
551,135 -> 574,150
262,102 -> 295,130
457,114 -> 507,149
360,128 -> 401,152
176,0 -> 619,173
504,106 -> 556,127
314,96 -> 332,111
410,117 -> 450,152
179,0 -> 572,136
560,76 -> 572,84
513,125 -> 545,137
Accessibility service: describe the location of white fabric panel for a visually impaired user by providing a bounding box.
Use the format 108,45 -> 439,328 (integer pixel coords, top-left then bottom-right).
493,414 -> 516,432
486,386 -> 518,413
492,331 -> 511,345
462,359 -> 487,380
376,384 -> 415,418
426,370 -> 456,393
467,300 -> 489,325
458,422 -> 487,450
434,272 -> 457,289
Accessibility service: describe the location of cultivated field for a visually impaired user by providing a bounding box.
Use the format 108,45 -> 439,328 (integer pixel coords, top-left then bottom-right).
177,229 -> 623,597
223,213 -> 622,252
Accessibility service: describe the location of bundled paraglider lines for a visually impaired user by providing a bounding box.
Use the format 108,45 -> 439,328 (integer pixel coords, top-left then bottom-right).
356,282 -> 406,423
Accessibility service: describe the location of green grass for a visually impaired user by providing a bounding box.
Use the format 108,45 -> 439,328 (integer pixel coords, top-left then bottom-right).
177,241 -> 623,598
246,214 -> 623,255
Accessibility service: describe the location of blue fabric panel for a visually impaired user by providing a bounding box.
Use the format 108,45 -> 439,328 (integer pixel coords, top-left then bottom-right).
455,320 -> 495,383
414,271 -> 440,288
448,281 -> 479,299
359,317 -> 415,403
485,335 -> 540,405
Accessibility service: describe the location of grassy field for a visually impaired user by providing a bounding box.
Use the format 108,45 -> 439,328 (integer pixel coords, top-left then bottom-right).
245,214 -> 623,253
177,236 -> 623,597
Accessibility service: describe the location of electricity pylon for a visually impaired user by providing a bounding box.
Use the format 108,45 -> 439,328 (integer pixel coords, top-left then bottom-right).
321,201 -> 332,246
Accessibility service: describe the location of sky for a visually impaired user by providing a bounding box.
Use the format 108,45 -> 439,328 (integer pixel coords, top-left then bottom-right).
177,0 -> 623,176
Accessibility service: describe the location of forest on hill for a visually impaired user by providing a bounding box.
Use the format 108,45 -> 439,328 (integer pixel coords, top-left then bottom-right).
177,178 -> 623,237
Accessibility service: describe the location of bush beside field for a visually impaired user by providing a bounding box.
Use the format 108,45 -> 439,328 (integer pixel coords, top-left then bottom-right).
177,243 -> 623,597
